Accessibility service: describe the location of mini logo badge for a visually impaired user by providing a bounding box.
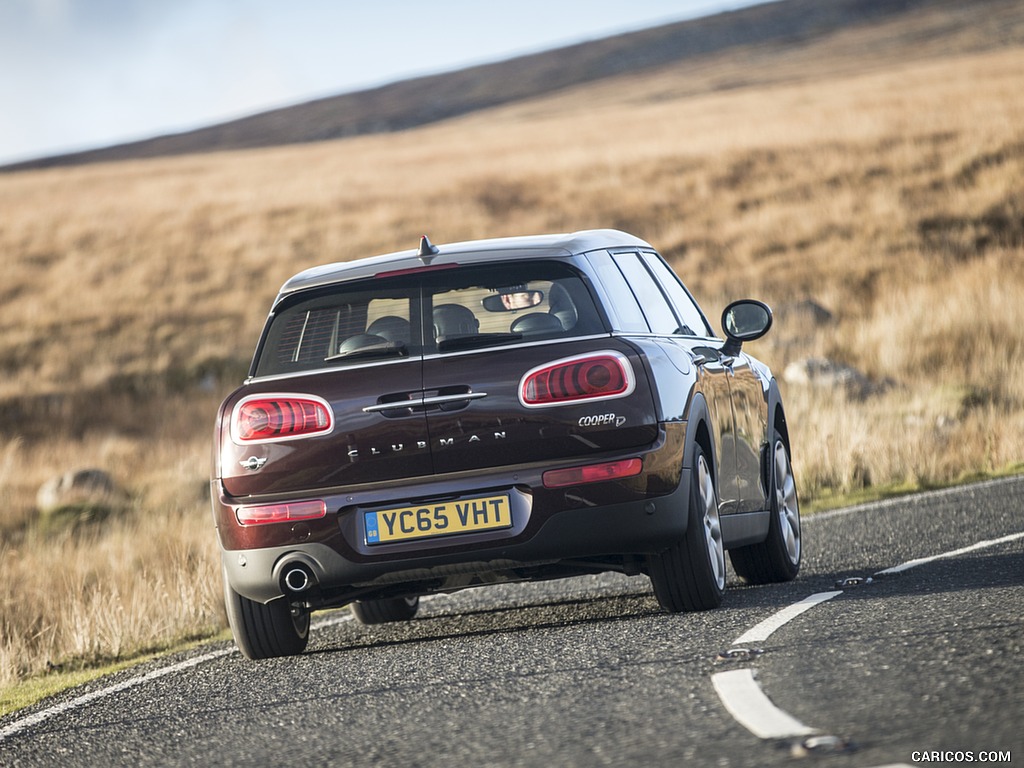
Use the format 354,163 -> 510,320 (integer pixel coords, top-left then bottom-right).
240,456 -> 268,471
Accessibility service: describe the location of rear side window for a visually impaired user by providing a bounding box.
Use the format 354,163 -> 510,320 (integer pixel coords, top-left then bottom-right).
611,253 -> 680,335
585,252 -> 649,333
253,261 -> 605,377
641,253 -> 712,337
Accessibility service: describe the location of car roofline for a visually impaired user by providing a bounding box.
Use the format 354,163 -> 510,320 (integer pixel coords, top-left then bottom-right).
275,229 -> 653,297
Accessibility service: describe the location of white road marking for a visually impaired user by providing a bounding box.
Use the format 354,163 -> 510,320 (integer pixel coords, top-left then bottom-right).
804,475 -> 1024,523
712,668 -> 816,739
712,591 -> 840,742
732,591 -> 842,646
876,531 -> 1024,575
0,649 -> 235,743
0,611 -> 355,744
712,526 -> 1024,754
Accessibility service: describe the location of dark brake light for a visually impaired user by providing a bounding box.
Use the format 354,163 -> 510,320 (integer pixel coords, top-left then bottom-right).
232,394 -> 333,443
236,500 -> 327,526
543,458 -> 643,488
520,351 -> 635,407
374,263 -> 459,279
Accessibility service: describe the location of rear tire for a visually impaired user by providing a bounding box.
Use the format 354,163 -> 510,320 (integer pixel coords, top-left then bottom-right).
224,578 -> 309,660
729,430 -> 802,584
647,443 -> 726,612
350,596 -> 420,625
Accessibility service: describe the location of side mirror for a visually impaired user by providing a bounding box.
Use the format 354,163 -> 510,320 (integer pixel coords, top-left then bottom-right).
721,300 -> 772,356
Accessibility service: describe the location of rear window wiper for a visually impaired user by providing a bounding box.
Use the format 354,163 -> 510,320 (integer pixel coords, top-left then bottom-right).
437,333 -> 523,352
325,341 -> 409,361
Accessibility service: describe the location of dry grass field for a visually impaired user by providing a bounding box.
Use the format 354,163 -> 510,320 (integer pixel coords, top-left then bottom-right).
1,42 -> 1022,690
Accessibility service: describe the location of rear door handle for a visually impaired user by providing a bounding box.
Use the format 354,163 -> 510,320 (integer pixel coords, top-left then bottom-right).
420,392 -> 488,407
363,392 -> 488,413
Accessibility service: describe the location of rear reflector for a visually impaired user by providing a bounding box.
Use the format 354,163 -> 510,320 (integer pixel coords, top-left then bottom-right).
236,500 -> 327,526
232,394 -> 333,443
543,458 -> 643,489
520,351 -> 635,408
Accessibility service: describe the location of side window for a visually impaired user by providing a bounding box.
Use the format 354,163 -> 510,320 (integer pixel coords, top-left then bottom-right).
641,253 -> 712,337
586,252 -> 649,333
612,252 -> 680,335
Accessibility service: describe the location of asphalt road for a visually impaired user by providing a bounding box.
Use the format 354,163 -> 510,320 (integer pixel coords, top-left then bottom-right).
2,477 -> 1021,767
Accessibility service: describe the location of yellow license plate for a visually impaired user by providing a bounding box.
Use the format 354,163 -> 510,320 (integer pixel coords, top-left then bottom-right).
364,494 -> 512,545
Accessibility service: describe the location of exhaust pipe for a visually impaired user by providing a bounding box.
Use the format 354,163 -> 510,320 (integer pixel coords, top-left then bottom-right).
282,564 -> 316,593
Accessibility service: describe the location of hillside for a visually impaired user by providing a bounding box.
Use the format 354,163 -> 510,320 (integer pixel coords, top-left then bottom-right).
4,0 -> 1024,170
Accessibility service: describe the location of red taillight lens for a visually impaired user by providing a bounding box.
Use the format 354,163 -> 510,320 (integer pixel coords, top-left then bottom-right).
232,394 -> 333,443
520,351 -> 634,407
236,500 -> 327,526
543,458 -> 643,489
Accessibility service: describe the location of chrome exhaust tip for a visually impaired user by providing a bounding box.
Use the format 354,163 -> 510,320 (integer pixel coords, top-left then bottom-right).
282,565 -> 316,593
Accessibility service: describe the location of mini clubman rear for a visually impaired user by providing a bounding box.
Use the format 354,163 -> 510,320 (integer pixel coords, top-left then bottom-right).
212,230 -> 802,659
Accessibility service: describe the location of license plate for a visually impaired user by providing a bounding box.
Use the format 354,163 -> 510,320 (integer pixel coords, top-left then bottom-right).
364,494 -> 512,545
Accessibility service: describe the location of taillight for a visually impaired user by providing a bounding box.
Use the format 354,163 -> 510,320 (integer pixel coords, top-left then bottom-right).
520,351 -> 635,407
543,458 -> 643,488
236,500 -> 327,526
231,394 -> 333,443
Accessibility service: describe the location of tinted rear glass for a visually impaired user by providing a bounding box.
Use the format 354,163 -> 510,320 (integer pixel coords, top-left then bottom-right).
253,261 -> 606,377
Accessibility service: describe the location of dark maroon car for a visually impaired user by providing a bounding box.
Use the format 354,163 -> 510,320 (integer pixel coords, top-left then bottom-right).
211,229 -> 801,659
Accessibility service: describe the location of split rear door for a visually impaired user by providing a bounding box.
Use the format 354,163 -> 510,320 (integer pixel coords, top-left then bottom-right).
218,277 -> 431,498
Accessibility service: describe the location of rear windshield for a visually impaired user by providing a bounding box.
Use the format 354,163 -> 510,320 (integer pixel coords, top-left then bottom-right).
253,261 -> 606,377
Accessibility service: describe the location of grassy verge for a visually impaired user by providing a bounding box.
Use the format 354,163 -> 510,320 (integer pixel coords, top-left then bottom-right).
799,465 -> 1024,514
0,631 -> 231,719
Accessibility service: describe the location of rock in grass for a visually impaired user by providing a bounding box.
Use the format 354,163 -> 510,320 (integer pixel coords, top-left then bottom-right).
35,468 -> 130,534
782,357 -> 893,399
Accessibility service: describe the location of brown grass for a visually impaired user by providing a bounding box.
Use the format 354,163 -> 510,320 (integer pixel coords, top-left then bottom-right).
1,45 -> 1023,689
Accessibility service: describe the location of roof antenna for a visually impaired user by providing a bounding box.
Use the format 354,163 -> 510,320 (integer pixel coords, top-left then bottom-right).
417,234 -> 440,264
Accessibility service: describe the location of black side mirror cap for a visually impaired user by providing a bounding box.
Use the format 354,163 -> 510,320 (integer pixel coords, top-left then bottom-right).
721,300 -> 773,356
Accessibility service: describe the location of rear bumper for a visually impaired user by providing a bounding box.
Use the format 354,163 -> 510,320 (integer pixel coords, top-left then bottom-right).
215,421 -> 689,604
222,472 -> 690,603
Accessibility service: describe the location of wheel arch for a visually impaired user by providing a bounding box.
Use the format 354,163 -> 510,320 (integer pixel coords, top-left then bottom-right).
762,379 -> 790,495
767,379 -> 791,453
683,392 -> 718,484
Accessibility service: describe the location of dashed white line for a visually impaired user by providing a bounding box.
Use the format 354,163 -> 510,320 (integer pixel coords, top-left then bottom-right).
732,591 -> 842,646
712,668 -> 816,739
711,591 -> 841,742
711,527 -> 1024,756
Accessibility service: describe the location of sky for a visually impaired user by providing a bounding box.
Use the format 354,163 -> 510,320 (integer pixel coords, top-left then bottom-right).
0,0 -> 768,166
